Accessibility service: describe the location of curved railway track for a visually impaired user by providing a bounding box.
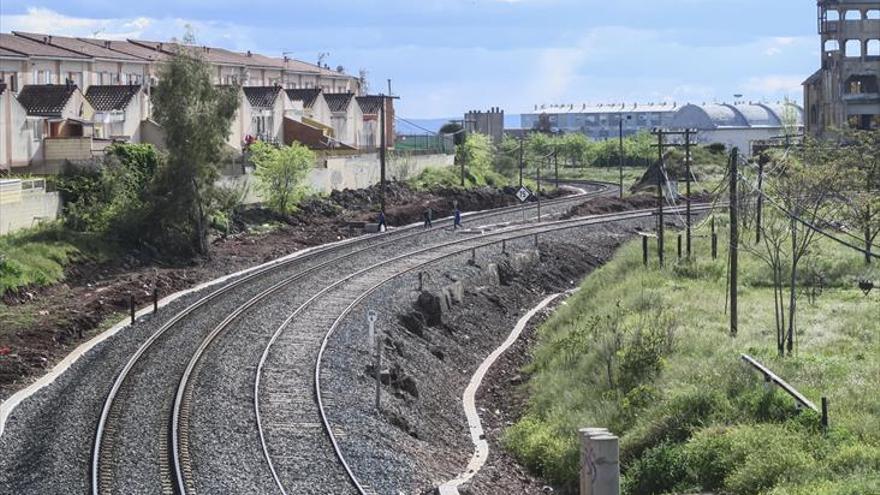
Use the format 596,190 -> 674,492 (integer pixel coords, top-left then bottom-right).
248,202 -> 714,494
90,182 -> 613,495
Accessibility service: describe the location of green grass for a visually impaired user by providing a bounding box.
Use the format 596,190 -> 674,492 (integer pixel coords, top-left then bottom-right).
505,218 -> 880,494
0,223 -> 118,296
408,165 -> 548,194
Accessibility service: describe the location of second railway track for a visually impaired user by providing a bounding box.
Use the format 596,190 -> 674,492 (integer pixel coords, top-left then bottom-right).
88,183 -> 613,495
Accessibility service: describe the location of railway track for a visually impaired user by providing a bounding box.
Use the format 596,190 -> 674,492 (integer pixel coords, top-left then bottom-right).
253,202 -> 715,494
89,183 -> 613,495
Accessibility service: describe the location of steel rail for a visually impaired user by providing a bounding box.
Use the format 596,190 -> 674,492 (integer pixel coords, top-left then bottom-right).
254,202 -> 714,494
92,182 -> 611,495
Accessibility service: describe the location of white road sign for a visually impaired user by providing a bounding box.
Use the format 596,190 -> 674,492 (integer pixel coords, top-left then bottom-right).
516,186 -> 532,203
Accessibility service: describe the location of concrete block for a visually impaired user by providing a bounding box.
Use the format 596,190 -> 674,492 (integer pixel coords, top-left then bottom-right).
580,427 -> 619,495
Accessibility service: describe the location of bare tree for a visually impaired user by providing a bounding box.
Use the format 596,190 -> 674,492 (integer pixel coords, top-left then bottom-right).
838,130 -> 880,264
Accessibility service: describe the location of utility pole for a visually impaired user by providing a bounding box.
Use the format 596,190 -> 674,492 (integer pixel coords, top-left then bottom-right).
729,147 -> 739,338
619,118 -> 624,199
554,149 -> 559,188
518,136 -> 524,187
654,129 -> 665,267
685,129 -> 693,259
379,95 -> 387,214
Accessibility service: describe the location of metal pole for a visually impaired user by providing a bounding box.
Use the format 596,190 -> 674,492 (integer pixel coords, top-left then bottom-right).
367,310 -> 381,411
379,97 -> 387,214
153,288 -> 158,314
685,129 -> 693,258
756,158 -> 765,244
821,397 -> 829,433
642,235 -> 648,266
129,294 -> 135,324
619,118 -> 624,198
729,147 -> 739,338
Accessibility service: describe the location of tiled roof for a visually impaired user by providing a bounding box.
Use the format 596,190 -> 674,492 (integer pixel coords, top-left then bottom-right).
79,38 -> 169,62
356,95 -> 384,114
240,52 -> 321,73
243,86 -> 280,109
323,92 -> 355,113
17,84 -> 78,116
285,88 -> 322,108
13,32 -> 144,61
129,40 -> 253,66
0,45 -> 26,57
85,85 -> 140,111
0,33 -> 88,59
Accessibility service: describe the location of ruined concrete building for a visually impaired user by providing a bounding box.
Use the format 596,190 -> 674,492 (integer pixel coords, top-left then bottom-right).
803,0 -> 880,135
464,107 -> 504,144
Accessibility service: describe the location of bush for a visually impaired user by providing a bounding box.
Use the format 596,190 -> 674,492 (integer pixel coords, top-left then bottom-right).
623,442 -> 690,495
684,424 -> 817,494
503,415 -> 578,486
251,141 -> 313,214
766,474 -> 880,495
621,389 -> 731,463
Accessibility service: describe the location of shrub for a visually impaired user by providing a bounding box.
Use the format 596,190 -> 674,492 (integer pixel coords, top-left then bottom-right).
684,424 -> 817,494
766,474 -> 880,495
503,415 -> 578,485
826,443 -> 880,475
622,441 -> 690,495
251,141 -> 313,214
621,389 -> 731,463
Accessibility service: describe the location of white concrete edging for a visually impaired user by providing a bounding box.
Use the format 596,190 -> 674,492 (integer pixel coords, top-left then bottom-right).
0,233 -> 371,438
0,190 -> 588,439
439,291 -> 566,493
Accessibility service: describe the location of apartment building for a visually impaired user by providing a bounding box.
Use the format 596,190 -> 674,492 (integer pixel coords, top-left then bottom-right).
0,31 -> 393,171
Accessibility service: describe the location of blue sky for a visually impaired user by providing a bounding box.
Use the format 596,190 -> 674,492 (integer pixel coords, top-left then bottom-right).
0,1 -> 819,118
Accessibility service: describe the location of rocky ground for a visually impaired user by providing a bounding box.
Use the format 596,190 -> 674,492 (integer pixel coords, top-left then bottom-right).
0,181 -> 559,401
321,192 -> 673,494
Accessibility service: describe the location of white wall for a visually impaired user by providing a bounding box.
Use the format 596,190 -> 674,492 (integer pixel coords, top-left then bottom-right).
0,179 -> 61,235
0,91 -> 39,169
218,152 -> 454,203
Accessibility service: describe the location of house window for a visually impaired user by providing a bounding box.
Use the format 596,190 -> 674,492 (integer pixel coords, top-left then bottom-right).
27,120 -> 43,141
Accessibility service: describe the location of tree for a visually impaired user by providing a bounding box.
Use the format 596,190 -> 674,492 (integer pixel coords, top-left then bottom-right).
150,35 -> 239,255
743,140 -> 843,355
560,133 -> 590,168
838,129 -> 880,264
456,133 -> 495,185
251,141 -> 314,214
439,122 -> 465,146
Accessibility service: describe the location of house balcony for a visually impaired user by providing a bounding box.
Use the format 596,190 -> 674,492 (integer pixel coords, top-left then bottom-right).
43,137 -> 113,162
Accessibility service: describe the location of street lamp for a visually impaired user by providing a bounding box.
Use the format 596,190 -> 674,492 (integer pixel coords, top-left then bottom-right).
618,114 -> 632,198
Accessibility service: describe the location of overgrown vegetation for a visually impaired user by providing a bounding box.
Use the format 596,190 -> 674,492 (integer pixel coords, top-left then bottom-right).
505,219 -> 879,494
250,141 -> 314,214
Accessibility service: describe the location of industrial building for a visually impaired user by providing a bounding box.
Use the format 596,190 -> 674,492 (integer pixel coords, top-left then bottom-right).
803,1 -> 880,135
520,102 -> 680,139
667,102 -> 804,156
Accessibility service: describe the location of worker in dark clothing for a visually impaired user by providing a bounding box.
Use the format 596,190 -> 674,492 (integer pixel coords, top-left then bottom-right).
423,207 -> 433,228
377,210 -> 386,233
453,207 -> 462,230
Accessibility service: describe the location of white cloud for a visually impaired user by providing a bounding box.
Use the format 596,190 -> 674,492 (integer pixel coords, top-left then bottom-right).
0,7 -> 255,49
742,75 -> 805,95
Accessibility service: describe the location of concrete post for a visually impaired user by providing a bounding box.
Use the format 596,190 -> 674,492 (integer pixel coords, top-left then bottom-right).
579,428 -> 620,495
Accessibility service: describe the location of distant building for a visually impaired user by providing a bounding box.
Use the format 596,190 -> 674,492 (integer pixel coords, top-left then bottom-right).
464,107 -> 504,143
803,1 -> 880,135
521,102 -> 679,139
668,102 -> 804,156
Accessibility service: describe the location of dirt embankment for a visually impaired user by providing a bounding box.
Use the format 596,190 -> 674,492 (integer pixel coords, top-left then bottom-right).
0,182 -> 531,400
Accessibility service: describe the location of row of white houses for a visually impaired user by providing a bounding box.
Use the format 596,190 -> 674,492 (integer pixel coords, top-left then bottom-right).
0,32 -> 395,172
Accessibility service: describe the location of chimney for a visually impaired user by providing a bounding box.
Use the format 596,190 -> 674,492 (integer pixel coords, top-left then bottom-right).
247,50 -> 252,57
104,40 -> 111,49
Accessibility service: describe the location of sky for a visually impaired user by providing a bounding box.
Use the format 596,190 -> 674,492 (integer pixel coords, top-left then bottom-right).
0,1 -> 820,119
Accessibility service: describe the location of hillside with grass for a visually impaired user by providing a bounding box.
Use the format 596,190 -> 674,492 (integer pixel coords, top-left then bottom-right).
505,216 -> 880,494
